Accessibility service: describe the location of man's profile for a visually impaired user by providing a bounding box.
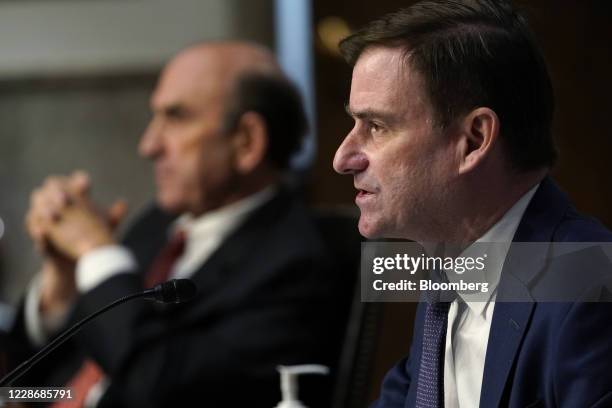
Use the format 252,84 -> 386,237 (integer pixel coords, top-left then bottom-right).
333,1 -> 612,406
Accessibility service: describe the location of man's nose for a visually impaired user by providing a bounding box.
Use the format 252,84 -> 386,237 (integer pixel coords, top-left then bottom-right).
333,132 -> 369,175
138,119 -> 163,159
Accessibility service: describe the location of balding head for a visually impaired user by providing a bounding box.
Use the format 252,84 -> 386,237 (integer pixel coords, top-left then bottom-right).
175,41 -> 282,76
139,41 -> 307,216
157,42 -> 283,105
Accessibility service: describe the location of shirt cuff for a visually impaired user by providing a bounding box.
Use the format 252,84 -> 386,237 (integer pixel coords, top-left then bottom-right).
76,245 -> 137,293
24,274 -> 69,347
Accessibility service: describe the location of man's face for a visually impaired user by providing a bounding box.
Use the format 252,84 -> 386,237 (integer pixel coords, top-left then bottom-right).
138,56 -> 238,215
333,46 -> 458,240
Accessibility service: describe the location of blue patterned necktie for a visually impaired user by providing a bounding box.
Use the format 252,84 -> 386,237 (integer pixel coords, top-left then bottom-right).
415,300 -> 451,407
415,261 -> 455,408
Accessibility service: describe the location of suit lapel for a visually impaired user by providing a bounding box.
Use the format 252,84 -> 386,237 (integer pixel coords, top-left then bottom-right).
187,189 -> 293,297
479,291 -> 534,406
479,178 -> 571,407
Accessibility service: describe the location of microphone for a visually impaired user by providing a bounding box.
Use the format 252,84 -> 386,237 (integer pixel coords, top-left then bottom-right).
0,278 -> 197,387
143,279 -> 198,304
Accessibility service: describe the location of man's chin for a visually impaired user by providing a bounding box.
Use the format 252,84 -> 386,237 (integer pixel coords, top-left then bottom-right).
358,217 -> 383,239
358,216 -> 408,240
156,194 -> 184,215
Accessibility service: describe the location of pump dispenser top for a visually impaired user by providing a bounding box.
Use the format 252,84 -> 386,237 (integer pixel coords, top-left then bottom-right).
274,364 -> 329,408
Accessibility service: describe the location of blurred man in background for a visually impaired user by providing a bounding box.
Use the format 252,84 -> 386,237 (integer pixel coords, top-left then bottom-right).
334,0 -> 612,407
6,42 -> 355,408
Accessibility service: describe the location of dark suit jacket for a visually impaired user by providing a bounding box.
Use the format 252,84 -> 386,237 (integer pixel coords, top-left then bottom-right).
7,189 -> 357,407
372,178 -> 612,407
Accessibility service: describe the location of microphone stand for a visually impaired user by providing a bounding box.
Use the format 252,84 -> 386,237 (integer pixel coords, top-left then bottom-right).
0,274 -> 206,389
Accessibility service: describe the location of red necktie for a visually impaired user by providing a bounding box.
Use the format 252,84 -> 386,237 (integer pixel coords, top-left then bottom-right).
52,230 -> 187,408
145,230 -> 187,287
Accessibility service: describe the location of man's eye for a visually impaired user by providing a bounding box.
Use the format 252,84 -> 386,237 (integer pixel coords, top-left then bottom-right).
165,107 -> 190,121
169,112 -> 187,120
369,121 -> 382,133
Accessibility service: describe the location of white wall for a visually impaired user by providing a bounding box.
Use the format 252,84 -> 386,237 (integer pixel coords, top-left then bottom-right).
0,0 -> 236,78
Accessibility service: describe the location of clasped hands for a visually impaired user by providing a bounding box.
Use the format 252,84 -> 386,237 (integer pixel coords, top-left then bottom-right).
26,171 -> 126,260
25,171 -> 127,312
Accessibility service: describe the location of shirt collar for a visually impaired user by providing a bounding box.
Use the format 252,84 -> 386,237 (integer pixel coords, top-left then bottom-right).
457,183 -> 539,316
172,185 -> 277,244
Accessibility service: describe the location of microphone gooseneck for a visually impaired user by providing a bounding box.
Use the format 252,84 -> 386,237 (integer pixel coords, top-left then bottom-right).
0,279 -> 197,387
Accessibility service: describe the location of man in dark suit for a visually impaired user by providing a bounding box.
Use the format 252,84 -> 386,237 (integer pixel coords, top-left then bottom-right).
333,0 -> 611,406
7,42 -> 355,407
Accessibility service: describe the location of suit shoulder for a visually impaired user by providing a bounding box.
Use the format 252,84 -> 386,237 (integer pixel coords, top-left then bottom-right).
553,207 -> 612,242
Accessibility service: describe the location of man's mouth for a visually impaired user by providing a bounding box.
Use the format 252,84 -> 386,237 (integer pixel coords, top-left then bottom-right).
356,187 -> 376,203
155,166 -> 171,182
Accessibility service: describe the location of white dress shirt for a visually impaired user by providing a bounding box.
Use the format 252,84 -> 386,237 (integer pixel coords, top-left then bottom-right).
443,184 -> 539,408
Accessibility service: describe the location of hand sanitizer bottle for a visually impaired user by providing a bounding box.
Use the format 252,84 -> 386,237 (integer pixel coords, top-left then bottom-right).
274,364 -> 329,408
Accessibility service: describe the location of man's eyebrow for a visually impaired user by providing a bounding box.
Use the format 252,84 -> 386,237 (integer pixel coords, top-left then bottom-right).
155,103 -> 190,117
344,103 -> 396,124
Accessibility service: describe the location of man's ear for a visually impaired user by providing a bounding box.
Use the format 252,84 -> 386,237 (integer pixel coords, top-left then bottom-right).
456,107 -> 499,175
231,111 -> 269,174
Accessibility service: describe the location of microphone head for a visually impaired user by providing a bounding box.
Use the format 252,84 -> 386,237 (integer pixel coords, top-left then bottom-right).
154,279 -> 197,304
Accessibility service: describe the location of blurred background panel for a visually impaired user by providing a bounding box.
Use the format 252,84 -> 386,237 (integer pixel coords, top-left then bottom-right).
0,0 -> 273,79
